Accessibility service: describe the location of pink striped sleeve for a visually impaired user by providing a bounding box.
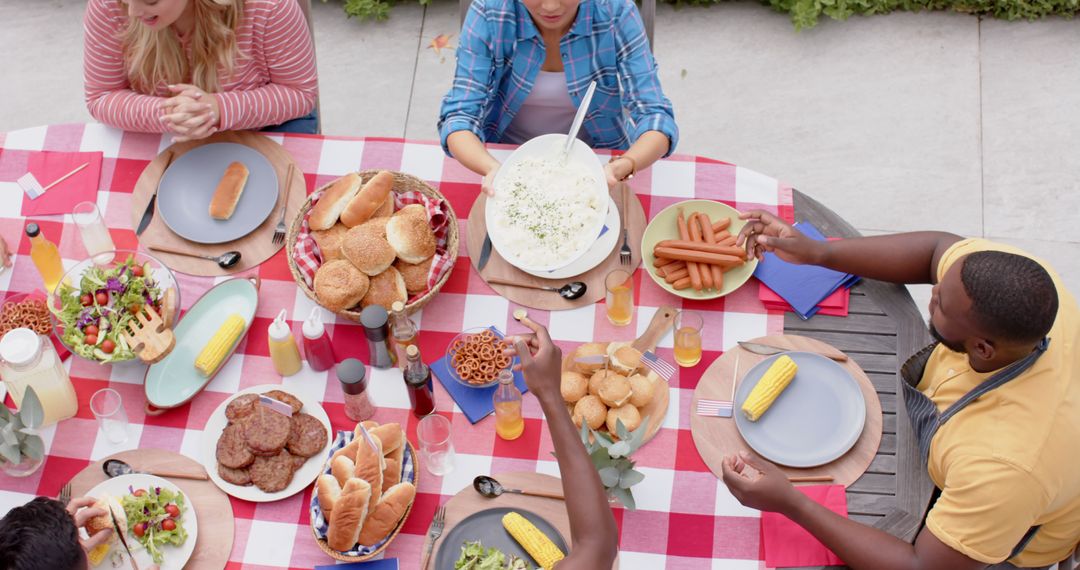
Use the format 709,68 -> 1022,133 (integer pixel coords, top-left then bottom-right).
215,0 -> 319,131
83,0 -> 167,132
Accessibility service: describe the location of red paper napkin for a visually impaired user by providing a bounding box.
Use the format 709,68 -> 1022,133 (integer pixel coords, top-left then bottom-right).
762,485 -> 847,568
20,151 -> 103,216
759,282 -> 850,317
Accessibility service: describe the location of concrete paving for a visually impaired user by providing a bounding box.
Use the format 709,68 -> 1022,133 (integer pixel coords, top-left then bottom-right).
1,0 -> 1077,307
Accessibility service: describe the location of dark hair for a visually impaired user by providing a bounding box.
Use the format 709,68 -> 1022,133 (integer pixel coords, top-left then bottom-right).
960,251 -> 1058,344
0,496 -> 84,570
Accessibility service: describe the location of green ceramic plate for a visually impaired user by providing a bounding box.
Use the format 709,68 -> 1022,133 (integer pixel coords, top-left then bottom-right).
641,200 -> 758,300
144,277 -> 259,409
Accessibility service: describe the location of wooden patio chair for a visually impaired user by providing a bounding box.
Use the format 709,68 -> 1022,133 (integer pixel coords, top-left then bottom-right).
296,0 -> 323,134
458,0 -> 656,48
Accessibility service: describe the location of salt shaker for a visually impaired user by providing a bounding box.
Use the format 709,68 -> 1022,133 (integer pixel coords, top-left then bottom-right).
360,305 -> 395,369
337,358 -> 375,421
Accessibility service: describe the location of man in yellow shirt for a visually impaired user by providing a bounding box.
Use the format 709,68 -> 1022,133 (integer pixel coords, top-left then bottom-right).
720,210 -> 1080,570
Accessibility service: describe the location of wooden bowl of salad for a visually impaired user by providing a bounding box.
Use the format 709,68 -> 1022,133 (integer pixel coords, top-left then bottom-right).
48,250 -> 180,364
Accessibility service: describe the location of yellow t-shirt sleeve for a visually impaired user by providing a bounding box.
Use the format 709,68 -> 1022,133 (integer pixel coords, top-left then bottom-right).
935,238 -> 1041,284
925,455 -> 1050,564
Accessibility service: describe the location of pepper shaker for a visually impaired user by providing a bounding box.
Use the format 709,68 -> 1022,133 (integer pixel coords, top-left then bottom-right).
360,305 -> 395,369
337,358 -> 375,421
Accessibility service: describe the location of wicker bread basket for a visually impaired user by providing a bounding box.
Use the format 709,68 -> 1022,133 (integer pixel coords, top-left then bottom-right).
287,170 -> 459,319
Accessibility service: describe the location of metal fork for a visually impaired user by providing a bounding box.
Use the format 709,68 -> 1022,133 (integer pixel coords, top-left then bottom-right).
272,162 -> 296,245
422,505 -> 447,570
58,483 -> 71,507
619,182 -> 632,266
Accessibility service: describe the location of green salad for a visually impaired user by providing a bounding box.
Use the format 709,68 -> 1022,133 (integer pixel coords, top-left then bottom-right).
49,255 -> 167,363
121,486 -> 188,564
455,541 -> 531,570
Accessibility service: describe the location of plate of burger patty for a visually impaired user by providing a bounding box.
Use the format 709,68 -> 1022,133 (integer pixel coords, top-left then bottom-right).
201,385 -> 332,502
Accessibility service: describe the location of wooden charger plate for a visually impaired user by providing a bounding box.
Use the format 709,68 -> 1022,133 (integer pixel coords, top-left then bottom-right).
130,131 -> 306,277
427,471 -> 617,569
68,449 -> 233,570
466,184 -> 647,311
690,335 -> 883,487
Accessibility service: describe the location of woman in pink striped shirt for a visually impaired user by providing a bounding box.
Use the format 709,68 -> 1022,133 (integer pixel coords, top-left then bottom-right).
84,0 -> 319,139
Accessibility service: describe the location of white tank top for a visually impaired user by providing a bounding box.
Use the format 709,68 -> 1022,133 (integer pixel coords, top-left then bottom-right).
502,71 -> 594,146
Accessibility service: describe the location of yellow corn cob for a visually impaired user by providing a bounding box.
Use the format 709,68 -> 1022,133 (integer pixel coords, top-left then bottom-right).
87,543 -> 110,566
502,511 -> 565,569
194,314 -> 246,376
741,355 -> 798,421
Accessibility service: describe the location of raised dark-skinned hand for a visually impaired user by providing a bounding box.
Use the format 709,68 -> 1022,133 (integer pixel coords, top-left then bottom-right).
504,317 -> 563,404
720,451 -> 803,514
737,209 -> 826,265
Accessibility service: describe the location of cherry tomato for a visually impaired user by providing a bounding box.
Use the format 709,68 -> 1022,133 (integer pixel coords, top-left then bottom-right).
128,304 -> 142,315
100,339 -> 116,354
130,264 -> 144,277
161,519 -> 177,531
133,489 -> 146,497
80,294 -> 93,307
84,335 -> 98,346
165,503 -> 180,518
95,292 -> 108,305
133,522 -> 147,537
84,325 -> 99,336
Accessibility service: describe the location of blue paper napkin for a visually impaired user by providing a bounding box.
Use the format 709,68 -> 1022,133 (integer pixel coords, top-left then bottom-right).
752,222 -> 860,319
431,327 -> 528,423
314,559 -> 398,570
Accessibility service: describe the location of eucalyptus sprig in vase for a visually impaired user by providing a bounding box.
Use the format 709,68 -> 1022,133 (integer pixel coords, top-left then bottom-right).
580,417 -> 649,510
0,386 -> 47,477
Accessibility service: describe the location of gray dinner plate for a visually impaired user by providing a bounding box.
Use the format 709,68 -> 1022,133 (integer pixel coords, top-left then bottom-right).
157,143 -> 279,244
734,351 -> 866,467
434,507 -> 568,569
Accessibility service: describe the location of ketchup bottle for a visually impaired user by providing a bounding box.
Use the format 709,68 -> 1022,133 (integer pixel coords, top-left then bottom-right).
302,307 -> 336,372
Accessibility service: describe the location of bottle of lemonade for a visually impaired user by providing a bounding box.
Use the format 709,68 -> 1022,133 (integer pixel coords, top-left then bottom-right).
493,370 -> 524,440
26,224 -> 64,293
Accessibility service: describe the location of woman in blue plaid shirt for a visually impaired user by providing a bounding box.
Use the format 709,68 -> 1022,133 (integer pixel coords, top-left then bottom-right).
439,0 -> 678,193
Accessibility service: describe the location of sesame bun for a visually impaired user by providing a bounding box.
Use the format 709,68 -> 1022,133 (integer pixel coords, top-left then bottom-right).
628,373 -> 656,407
361,267 -> 407,310
589,369 -> 624,397
314,260 -> 370,312
395,204 -> 426,219
573,342 -> 608,374
573,395 -> 606,430
561,371 -> 589,403
385,209 -> 436,264
598,373 -> 632,408
312,223 -> 349,262
609,344 -> 643,375
342,217 -> 396,276
309,173 -> 363,230
606,404 -> 642,435
394,256 -> 433,295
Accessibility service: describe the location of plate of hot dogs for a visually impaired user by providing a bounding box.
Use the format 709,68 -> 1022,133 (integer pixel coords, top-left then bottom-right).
641,200 -> 757,299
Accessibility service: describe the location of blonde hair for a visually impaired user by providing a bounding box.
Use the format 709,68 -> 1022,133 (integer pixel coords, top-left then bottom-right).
121,0 -> 243,94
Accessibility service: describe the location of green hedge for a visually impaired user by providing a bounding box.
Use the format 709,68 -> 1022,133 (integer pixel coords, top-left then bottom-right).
324,0 -> 1079,29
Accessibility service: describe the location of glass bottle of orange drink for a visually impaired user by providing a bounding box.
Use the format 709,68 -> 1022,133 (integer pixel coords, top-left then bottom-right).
493,370 -> 524,440
673,310 -> 704,367
605,269 -> 634,326
26,224 -> 64,293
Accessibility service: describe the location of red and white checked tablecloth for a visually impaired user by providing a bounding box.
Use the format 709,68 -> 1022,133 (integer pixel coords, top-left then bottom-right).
0,124 -> 794,570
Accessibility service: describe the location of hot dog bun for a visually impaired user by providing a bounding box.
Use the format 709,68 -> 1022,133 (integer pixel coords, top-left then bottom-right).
209,162 -> 249,220
341,171 -> 395,228
358,482 -> 416,546
310,173 -> 363,230
327,478 -> 372,552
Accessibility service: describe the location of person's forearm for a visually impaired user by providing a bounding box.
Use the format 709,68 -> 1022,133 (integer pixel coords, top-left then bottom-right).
785,493 -> 924,570
815,232 -> 963,285
447,130 -> 500,178
610,130 -> 669,181
538,393 -> 618,566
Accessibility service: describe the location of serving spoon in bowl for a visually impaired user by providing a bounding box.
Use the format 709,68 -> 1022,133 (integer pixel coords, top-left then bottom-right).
486,277 -> 587,300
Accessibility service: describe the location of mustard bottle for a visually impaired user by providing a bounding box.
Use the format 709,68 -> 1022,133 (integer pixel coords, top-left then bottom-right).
267,309 -> 302,376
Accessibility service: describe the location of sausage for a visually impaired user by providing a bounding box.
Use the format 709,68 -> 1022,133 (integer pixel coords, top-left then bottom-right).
711,218 -> 732,233
658,261 -> 686,277
653,256 -> 678,268
688,213 -> 713,290
697,214 -> 725,291
677,209 -> 703,291
672,277 -> 692,290
655,239 -> 747,258
653,246 -> 745,267
664,267 -> 690,283
718,235 -> 736,247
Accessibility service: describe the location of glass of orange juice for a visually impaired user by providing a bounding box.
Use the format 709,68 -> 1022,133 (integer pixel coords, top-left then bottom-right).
605,269 -> 634,326
673,310 -> 703,367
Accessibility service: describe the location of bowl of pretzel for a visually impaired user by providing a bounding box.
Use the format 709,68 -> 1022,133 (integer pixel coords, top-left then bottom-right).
445,327 -> 517,389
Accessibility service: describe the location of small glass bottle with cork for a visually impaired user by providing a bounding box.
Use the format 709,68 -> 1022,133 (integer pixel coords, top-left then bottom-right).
403,345 -> 435,417
388,301 -> 418,367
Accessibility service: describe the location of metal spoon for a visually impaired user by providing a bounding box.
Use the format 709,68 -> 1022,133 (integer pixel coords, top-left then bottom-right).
485,278 -> 587,300
102,458 -> 209,481
473,475 -> 565,500
149,246 -> 241,269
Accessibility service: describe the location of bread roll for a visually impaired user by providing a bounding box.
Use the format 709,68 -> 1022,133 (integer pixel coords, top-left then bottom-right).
598,373 -> 632,407
209,162 -> 249,220
327,478 -> 372,551
374,194 -> 394,218
574,343 -> 608,374
561,371 -> 589,403
606,403 -> 642,434
317,474 -> 342,515
342,217 -> 396,276
84,497 -> 115,537
609,344 -> 643,375
312,223 -> 349,262
333,439 -> 360,464
341,171 -> 395,228
573,395 -> 606,430
628,373 -> 655,407
386,209 -> 436,264
353,432 -> 384,506
589,370 -> 623,397
310,173 -> 363,230
396,204 -> 426,219
361,267 -> 407,310
331,454 -> 355,488
394,257 -> 433,295
358,482 -> 416,546
366,423 -> 402,455
314,260 -> 370,312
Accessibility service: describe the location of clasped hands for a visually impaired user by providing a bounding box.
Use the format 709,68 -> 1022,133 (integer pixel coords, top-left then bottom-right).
160,83 -> 220,143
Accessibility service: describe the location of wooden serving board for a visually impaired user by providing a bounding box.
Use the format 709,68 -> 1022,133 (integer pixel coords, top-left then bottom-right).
130,131 -> 306,277
466,184 -> 647,311
430,471 -> 617,569
68,449 -> 233,570
690,335 -> 883,488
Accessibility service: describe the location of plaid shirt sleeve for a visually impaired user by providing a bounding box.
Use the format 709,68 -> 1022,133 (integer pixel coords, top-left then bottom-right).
611,0 -> 679,155
438,0 -> 496,155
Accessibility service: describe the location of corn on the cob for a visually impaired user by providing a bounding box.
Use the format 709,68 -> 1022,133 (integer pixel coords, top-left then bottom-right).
87,543 -> 110,566
742,355 -> 798,421
194,314 -> 246,376
502,511 -> 565,569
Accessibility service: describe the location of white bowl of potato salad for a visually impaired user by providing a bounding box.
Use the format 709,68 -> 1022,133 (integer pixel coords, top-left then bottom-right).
487,134 -> 609,273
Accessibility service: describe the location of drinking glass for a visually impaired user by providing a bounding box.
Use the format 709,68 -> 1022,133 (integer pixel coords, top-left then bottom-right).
72,201 -> 115,265
605,269 -> 634,326
673,310 -> 704,367
417,413 -> 455,476
90,388 -> 129,444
